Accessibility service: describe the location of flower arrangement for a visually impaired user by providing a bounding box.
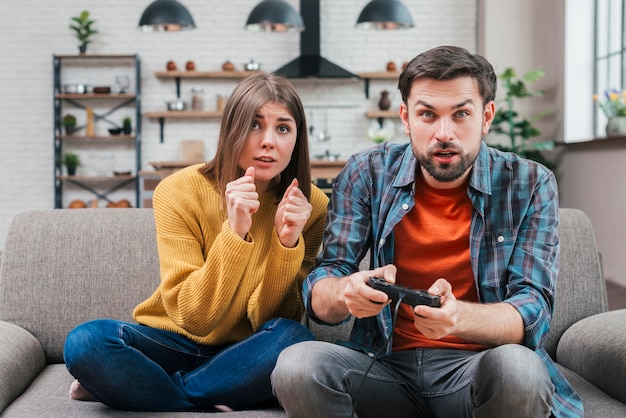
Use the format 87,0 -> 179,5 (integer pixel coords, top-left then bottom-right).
594,89 -> 626,118
367,120 -> 396,144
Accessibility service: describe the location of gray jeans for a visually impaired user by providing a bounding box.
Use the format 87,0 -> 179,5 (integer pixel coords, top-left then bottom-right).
271,341 -> 554,418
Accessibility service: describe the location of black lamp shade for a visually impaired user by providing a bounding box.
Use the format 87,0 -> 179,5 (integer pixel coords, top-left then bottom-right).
356,0 -> 414,30
138,0 -> 196,32
245,0 -> 305,32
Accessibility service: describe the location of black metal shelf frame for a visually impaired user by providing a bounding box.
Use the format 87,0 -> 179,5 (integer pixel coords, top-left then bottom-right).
53,54 -> 142,208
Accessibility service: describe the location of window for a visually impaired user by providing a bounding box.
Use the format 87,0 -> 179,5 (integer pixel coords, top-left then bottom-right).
594,0 -> 626,135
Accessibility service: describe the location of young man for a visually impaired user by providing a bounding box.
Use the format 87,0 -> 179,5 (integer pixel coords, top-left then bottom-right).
271,46 -> 583,417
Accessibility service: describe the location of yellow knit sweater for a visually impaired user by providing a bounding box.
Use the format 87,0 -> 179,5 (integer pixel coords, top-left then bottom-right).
133,164 -> 329,345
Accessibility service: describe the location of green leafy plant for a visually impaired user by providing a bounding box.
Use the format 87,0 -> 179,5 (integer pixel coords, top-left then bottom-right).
488,67 -> 555,169
122,117 -> 132,134
69,10 -> 97,49
62,152 -> 81,169
62,113 -> 77,135
62,114 -> 77,127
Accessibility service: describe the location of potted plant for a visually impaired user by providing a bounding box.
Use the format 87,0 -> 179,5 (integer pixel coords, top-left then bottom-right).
122,117 -> 132,135
594,88 -> 626,136
62,152 -> 81,176
488,67 -> 556,170
69,10 -> 97,54
62,113 -> 77,136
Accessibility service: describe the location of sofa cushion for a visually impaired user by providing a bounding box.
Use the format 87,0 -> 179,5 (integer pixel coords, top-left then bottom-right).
0,364 -> 285,418
0,321 -> 46,413
558,364 -> 626,418
0,209 -> 161,363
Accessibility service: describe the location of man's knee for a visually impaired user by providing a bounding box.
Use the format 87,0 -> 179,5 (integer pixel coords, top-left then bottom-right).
480,344 -> 551,388
474,344 -> 553,416
272,341 -> 321,389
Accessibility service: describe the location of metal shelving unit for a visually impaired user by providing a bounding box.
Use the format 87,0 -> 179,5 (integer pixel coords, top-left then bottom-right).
53,54 -> 142,208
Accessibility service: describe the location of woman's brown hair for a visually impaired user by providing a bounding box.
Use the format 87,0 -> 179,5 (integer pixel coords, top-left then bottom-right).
199,72 -> 311,200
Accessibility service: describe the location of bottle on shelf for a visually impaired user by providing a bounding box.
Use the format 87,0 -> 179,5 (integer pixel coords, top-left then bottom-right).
191,87 -> 204,111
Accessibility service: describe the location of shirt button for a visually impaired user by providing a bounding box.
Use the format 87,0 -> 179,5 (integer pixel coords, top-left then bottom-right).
379,238 -> 385,245
402,203 -> 409,210
497,235 -> 505,243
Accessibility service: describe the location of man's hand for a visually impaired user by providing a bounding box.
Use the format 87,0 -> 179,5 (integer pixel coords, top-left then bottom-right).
412,278 -> 524,346
225,167 -> 259,240
412,278 -> 458,340
312,265 -> 398,323
274,178 -> 312,248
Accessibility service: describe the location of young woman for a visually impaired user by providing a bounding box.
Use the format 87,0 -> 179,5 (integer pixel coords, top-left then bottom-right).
64,72 -> 329,412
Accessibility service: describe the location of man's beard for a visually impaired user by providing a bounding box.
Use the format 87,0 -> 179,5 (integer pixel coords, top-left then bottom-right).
414,142 -> 479,183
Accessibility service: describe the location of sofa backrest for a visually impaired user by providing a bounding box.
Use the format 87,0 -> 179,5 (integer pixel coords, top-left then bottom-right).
0,208 -> 607,364
0,209 -> 160,363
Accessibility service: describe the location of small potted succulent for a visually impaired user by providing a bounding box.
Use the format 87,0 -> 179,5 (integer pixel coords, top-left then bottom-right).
62,152 -> 81,176
62,113 -> 77,135
122,117 -> 132,135
69,10 -> 98,54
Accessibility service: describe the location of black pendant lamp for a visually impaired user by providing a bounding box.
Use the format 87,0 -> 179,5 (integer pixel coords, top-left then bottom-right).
245,0 -> 305,32
356,0 -> 414,30
138,0 -> 196,32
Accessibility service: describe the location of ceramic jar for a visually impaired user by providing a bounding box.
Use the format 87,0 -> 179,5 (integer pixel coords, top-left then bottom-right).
378,90 -> 391,111
606,116 -> 626,136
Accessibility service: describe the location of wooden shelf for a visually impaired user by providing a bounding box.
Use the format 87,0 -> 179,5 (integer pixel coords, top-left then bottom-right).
357,72 -> 400,80
155,70 -> 260,79
365,110 -> 400,119
56,134 -> 135,140
145,111 -> 223,119
53,54 -> 137,60
358,72 -> 400,98
55,93 -> 136,100
57,175 -> 135,181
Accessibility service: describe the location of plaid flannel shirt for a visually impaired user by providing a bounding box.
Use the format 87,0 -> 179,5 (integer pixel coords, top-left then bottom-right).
305,141 -> 583,418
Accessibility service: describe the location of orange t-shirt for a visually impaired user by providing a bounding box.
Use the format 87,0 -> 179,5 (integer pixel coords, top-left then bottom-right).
392,170 -> 487,352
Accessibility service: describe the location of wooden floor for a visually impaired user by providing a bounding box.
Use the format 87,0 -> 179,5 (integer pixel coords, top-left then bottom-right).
606,279 -> 626,310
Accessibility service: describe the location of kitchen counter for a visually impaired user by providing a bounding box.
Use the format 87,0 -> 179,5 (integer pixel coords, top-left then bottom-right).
310,160 -> 346,179
139,160 -> 347,207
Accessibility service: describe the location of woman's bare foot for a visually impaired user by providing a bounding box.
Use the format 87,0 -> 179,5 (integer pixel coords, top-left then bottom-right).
69,379 -> 96,401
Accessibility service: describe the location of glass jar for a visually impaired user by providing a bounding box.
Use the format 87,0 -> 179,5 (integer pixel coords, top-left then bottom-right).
191,87 -> 204,111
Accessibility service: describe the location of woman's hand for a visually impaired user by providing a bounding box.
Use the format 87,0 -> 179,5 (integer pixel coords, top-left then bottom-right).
225,167 -> 260,240
274,178 -> 312,248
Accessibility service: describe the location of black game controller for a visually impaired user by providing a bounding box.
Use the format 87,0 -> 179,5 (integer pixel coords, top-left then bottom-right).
367,277 -> 441,308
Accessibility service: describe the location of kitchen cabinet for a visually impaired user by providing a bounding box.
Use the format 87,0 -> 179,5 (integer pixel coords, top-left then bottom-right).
145,70 -> 259,142
53,54 -> 142,208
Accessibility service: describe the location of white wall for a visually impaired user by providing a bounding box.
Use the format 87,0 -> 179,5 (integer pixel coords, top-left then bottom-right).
480,0 -> 626,287
0,0 -> 476,247
480,0 -> 565,146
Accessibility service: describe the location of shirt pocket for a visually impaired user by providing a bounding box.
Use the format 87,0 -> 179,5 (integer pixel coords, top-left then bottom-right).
480,228 -> 516,292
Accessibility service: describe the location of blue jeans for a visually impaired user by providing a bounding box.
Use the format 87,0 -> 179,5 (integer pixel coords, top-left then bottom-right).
272,341 -> 554,418
64,317 -> 314,411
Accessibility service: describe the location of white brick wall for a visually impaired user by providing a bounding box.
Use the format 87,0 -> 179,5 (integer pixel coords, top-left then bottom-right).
0,0 -> 476,248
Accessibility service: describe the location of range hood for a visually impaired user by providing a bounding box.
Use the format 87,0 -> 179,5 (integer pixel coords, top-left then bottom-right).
274,0 -> 357,78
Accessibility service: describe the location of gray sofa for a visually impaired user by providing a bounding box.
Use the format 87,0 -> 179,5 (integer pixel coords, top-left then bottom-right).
0,208 -> 624,417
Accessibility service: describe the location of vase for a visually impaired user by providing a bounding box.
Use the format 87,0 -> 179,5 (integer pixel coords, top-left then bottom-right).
606,117 -> 626,137
378,90 -> 391,111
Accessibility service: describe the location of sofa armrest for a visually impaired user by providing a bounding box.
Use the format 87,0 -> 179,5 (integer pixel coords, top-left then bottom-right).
0,321 -> 46,412
556,309 -> 626,404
